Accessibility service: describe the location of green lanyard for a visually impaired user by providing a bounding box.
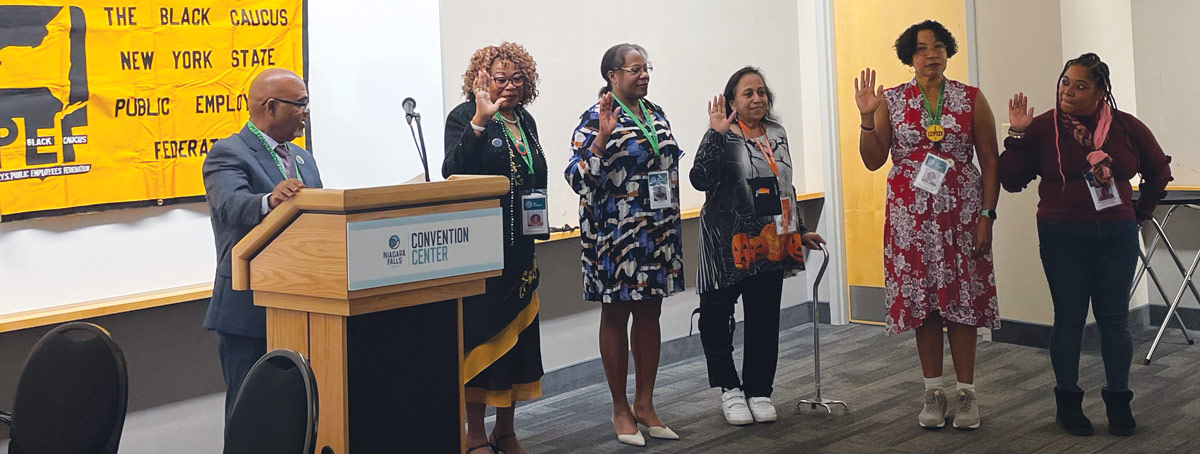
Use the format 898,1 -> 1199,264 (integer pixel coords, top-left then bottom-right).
917,80 -> 946,126
246,121 -> 303,185
611,96 -> 660,155
493,112 -> 534,175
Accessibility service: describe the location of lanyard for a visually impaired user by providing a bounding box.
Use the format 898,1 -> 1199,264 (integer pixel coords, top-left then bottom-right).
611,96 -> 660,155
494,112 -> 534,175
738,120 -> 778,179
246,121 -> 303,185
917,80 -> 946,126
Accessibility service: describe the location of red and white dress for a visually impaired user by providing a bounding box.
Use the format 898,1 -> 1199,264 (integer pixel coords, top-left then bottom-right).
882,78 -> 999,335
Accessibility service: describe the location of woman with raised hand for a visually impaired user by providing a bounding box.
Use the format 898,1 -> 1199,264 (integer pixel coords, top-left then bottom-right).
1000,53 -> 1172,437
855,20 -> 1000,430
565,43 -> 683,447
691,66 -> 825,426
443,42 -> 547,454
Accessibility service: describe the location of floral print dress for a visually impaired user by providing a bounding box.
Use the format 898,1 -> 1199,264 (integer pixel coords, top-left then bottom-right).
882,78 -> 999,334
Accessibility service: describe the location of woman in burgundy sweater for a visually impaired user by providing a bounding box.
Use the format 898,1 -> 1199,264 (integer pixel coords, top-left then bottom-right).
1000,53 -> 1172,438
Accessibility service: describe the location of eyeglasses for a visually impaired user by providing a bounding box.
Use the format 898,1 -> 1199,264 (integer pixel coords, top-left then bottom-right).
265,97 -> 310,111
613,64 -> 654,76
915,43 -> 947,57
491,75 -> 526,87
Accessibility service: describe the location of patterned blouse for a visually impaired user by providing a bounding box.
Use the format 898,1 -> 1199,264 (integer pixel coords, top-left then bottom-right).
565,98 -> 685,303
690,121 -> 809,293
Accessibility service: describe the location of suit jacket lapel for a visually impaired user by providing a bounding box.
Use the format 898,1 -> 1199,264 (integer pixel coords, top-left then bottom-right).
238,125 -> 286,183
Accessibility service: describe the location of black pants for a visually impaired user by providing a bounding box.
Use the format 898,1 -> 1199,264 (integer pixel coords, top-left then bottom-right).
698,270 -> 785,398
1038,220 -> 1138,393
217,331 -> 267,419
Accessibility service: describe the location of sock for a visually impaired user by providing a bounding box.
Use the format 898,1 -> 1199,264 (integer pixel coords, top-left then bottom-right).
957,381 -> 976,392
924,377 -> 943,390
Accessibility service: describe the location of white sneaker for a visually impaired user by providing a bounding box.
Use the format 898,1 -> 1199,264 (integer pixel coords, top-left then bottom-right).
748,397 -> 778,422
721,389 -> 754,425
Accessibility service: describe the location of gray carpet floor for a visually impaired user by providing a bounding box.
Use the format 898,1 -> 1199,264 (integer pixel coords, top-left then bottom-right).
513,323 -> 1200,453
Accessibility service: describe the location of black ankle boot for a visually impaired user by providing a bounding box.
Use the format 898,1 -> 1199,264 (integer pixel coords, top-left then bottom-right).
1054,388 -> 1094,436
1102,389 -> 1136,436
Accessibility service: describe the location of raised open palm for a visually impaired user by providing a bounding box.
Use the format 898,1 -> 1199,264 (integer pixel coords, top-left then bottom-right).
708,94 -> 737,134
595,92 -> 621,147
854,68 -> 884,114
473,68 -> 505,120
1008,92 -> 1035,132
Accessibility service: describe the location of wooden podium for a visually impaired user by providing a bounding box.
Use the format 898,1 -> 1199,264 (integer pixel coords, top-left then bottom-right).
231,175 -> 509,454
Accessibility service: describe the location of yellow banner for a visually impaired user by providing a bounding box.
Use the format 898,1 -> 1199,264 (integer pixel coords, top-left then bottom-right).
0,0 -> 304,217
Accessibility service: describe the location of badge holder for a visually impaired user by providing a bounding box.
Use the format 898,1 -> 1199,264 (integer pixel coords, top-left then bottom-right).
913,153 -> 951,195
521,189 -> 550,238
648,170 -> 673,210
1083,171 -> 1122,211
777,195 -> 795,234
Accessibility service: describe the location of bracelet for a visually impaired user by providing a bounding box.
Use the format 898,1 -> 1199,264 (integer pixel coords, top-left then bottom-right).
860,124 -> 876,132
470,122 -> 487,132
1007,128 -> 1025,139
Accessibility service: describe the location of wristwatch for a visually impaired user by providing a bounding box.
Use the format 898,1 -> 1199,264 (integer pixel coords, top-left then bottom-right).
980,209 -> 997,220
1006,128 -> 1026,139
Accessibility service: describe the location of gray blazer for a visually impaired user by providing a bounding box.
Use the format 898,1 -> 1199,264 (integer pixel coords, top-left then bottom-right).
201,125 -> 322,338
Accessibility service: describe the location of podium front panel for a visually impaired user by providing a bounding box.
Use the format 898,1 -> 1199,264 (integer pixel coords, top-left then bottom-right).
347,207 -> 503,291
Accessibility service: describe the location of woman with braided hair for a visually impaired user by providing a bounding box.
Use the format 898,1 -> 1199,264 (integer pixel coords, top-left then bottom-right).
999,52 -> 1173,437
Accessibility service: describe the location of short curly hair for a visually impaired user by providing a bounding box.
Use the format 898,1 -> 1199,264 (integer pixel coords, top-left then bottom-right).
894,20 -> 958,66
459,42 -> 540,105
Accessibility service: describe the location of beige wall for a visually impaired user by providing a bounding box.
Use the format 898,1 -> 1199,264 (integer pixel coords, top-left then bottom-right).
439,0 -> 811,227
973,0 -> 1063,325
1133,0 -> 1200,186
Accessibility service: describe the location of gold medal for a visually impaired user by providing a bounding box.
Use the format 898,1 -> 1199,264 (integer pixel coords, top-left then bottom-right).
926,124 -> 945,142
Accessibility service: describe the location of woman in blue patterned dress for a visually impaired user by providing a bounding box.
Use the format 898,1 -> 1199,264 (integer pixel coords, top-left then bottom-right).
565,43 -> 684,447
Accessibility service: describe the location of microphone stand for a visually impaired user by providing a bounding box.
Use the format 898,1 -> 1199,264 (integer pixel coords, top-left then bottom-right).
406,112 -> 430,182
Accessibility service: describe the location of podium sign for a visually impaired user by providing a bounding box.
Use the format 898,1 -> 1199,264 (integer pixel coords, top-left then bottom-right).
347,207 -> 503,291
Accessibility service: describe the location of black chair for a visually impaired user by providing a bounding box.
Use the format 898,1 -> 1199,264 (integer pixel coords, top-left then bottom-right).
0,322 -> 128,454
223,349 -> 318,454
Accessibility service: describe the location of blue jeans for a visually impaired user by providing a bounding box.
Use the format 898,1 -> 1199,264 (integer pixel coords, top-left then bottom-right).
1038,220 -> 1138,393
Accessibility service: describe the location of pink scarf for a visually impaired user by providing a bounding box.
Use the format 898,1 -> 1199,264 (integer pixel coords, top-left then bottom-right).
1054,103 -> 1113,188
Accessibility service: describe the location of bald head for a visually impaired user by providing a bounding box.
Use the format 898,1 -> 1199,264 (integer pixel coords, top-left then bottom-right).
247,68 -> 308,142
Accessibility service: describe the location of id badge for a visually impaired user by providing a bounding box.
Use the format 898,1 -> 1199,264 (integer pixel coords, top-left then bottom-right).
747,177 -> 782,217
913,153 -> 952,194
1083,171 -> 1122,211
521,190 -> 549,235
649,170 -> 673,210
776,196 -> 795,234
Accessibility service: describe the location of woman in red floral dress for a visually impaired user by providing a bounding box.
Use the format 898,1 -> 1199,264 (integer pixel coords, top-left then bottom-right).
854,20 -> 1000,430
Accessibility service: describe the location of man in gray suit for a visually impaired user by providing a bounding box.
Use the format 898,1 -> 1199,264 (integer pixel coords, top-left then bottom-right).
202,68 -> 322,418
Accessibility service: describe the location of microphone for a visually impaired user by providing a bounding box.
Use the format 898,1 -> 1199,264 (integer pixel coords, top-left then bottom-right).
402,97 -> 420,124
402,96 -> 430,182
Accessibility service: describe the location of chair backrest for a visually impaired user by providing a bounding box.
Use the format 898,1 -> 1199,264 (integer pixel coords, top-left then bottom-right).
223,349 -> 318,454
9,322 -> 128,454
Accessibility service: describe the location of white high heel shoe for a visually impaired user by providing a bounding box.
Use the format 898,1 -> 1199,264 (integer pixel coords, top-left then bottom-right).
635,418 -> 680,440
611,417 -> 646,447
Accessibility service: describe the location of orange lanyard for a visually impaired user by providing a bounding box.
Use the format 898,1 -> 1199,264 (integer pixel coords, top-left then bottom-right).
738,121 -> 778,178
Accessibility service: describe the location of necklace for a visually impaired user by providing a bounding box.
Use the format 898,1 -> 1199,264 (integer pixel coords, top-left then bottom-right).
499,113 -> 518,125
